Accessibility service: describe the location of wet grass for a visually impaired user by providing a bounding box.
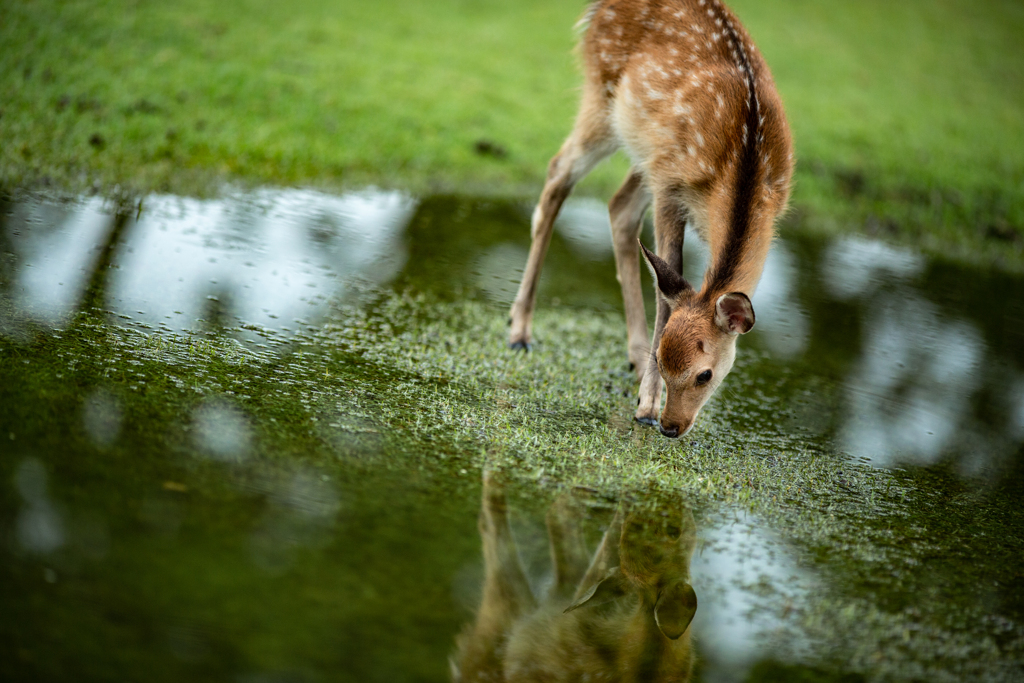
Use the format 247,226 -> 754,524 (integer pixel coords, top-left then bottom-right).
2,0 -> 1023,266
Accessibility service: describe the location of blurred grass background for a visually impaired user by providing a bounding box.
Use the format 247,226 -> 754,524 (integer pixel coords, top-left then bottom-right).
1,0 -> 1022,263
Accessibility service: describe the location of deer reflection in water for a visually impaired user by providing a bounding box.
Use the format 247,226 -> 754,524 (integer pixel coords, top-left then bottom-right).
452,473 -> 697,682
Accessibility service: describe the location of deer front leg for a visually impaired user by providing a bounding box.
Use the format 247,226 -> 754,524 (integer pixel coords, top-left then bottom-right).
452,472 -> 536,682
572,508 -> 623,603
609,170 -> 652,380
545,495 -> 590,601
635,202 -> 685,426
635,296 -> 670,426
479,471 -> 535,618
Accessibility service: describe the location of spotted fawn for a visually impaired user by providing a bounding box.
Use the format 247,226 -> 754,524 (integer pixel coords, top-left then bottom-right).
508,0 -> 793,437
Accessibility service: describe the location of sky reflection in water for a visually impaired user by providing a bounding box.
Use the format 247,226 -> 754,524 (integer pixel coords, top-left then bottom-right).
5,189 -> 415,334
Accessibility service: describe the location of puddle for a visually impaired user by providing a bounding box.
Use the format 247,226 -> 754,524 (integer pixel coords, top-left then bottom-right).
1,189 -> 415,338
1,189 -> 1023,681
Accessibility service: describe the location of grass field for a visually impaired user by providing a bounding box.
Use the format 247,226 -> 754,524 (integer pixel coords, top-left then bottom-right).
1,0 -> 1023,263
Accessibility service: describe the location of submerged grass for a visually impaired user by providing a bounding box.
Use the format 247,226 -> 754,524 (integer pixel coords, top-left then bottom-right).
1,0 -> 1023,265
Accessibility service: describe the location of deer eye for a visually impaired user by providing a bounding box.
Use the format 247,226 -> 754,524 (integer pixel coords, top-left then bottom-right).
696,370 -> 712,387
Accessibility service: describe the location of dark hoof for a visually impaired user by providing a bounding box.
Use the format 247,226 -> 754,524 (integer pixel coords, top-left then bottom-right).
634,415 -> 659,428
509,340 -> 532,352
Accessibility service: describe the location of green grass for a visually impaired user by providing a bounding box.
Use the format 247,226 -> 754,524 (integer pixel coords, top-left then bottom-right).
1,0 -> 1023,263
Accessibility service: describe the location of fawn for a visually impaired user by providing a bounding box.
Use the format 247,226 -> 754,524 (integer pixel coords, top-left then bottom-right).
452,472 -> 698,682
507,0 -> 793,437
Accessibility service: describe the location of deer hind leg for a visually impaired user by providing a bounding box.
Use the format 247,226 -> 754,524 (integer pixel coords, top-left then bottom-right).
508,87 -> 616,350
609,169 -> 652,380
635,198 -> 686,426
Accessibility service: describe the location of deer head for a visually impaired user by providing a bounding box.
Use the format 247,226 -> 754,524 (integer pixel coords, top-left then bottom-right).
639,241 -> 755,438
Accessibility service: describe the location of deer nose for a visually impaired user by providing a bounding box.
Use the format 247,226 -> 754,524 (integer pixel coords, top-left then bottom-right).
659,424 -> 680,439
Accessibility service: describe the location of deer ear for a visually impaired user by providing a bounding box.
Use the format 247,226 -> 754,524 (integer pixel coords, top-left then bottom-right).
564,567 -> 628,613
639,240 -> 691,304
654,580 -> 698,640
714,292 -> 755,334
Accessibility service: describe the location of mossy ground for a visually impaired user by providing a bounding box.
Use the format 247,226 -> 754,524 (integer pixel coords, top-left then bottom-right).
2,0 -> 1023,266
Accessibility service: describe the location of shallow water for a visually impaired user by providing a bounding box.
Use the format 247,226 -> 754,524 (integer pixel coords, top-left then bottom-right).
1,189 -> 1022,681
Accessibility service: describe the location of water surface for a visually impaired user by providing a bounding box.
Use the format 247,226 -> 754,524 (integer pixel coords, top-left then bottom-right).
1,189 -> 1022,681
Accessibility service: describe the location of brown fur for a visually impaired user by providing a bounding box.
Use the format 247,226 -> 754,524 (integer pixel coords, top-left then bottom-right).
659,311 -> 706,375
507,0 -> 793,436
452,473 -> 698,682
